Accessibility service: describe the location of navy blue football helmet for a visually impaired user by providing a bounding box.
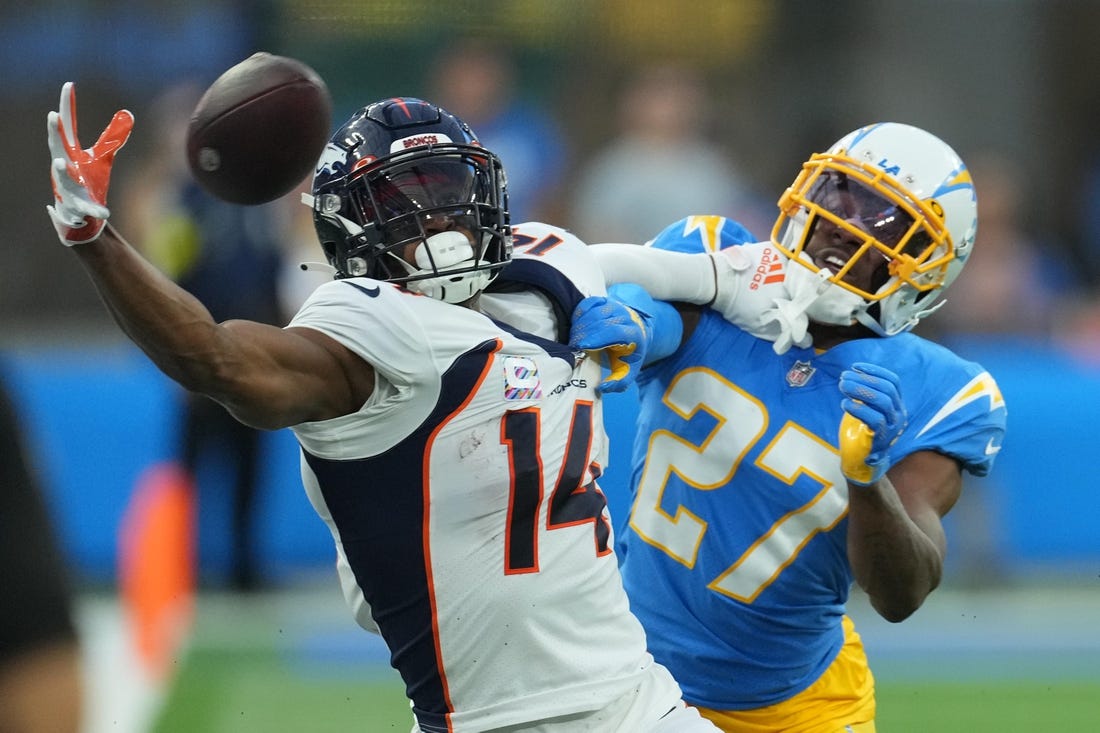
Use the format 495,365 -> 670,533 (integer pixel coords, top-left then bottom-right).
309,97 -> 511,302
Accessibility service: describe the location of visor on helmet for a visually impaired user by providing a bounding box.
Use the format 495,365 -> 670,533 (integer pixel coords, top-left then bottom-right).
355,157 -> 491,221
807,172 -> 919,250
348,156 -> 493,254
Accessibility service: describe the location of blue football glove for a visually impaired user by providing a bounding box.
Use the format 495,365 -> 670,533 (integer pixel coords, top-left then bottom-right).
607,283 -> 682,364
570,294 -> 652,394
838,362 -> 907,485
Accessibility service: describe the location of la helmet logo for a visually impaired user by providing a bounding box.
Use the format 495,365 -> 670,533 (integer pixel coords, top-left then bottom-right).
877,157 -> 901,176
786,360 -> 816,387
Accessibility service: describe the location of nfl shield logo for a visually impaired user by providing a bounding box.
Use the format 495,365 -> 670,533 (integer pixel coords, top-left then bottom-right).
786,360 -> 815,387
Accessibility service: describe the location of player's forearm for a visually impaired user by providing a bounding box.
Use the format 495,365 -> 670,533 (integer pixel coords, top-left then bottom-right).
590,243 -> 716,304
72,223 -> 238,394
846,478 -> 943,622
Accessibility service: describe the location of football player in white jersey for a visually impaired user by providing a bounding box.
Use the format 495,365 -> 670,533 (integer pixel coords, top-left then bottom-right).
585,124 -> 1008,731
45,84 -> 719,733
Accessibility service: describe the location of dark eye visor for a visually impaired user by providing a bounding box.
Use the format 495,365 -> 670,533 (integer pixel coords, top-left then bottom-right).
809,172 -> 916,248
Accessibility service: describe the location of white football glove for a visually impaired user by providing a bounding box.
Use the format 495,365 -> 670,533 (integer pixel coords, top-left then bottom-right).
46,82 -> 134,245
709,245 -> 870,354
708,245 -> 814,354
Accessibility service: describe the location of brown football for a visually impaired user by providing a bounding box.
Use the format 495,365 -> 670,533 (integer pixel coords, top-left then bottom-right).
186,52 -> 332,205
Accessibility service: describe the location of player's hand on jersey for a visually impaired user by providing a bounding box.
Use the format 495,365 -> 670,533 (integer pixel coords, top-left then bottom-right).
570,292 -> 652,394
759,298 -> 812,355
46,82 -> 134,245
708,247 -> 811,355
838,362 -> 908,485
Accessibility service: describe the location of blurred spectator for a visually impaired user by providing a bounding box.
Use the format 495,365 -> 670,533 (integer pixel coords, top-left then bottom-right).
120,81 -> 297,591
568,62 -> 769,244
0,375 -> 83,732
929,151 -> 1078,342
428,38 -> 567,223
1074,149 -> 1100,286
1053,290 -> 1100,365
1051,150 -> 1100,366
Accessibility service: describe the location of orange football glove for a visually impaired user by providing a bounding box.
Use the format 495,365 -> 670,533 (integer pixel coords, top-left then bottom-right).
46,82 -> 134,245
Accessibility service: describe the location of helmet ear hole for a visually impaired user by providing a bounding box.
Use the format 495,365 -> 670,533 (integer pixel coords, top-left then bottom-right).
346,257 -> 369,277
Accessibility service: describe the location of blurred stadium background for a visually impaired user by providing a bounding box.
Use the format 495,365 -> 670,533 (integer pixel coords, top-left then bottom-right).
2,1 -> 1098,731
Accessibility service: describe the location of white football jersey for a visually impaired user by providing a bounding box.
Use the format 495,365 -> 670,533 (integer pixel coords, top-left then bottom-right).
289,223 -> 677,732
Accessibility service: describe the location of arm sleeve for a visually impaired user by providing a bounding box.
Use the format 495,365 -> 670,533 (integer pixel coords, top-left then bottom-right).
589,243 -> 716,305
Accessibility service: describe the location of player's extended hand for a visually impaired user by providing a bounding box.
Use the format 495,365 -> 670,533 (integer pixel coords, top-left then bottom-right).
709,247 -> 812,355
570,293 -> 652,394
46,82 -> 134,245
838,362 -> 907,485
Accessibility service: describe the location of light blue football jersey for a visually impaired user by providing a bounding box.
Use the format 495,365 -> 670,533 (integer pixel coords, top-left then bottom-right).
616,217 -> 1008,709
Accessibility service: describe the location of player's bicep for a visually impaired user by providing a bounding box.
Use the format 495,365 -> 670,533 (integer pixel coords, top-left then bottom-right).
216,321 -> 373,429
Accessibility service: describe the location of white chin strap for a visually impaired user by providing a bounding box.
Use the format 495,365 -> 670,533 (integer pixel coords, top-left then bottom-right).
405,231 -> 491,304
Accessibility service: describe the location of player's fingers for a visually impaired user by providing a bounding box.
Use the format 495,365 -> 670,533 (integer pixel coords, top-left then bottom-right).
851,362 -> 902,397
573,330 -> 630,350
46,111 -> 69,162
599,347 -> 639,393
570,298 -> 633,350
839,371 -> 882,403
850,362 -> 897,380
52,158 -> 109,219
58,82 -> 80,153
91,109 -> 135,158
51,157 -> 77,192
840,369 -> 901,411
841,397 -> 884,433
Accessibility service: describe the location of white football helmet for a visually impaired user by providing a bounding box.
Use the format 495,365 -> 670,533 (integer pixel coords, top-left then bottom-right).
771,122 -> 977,335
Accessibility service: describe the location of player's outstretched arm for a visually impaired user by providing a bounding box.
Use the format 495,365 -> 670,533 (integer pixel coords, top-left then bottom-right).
839,362 -> 962,622
47,83 -> 371,430
591,241 -> 813,354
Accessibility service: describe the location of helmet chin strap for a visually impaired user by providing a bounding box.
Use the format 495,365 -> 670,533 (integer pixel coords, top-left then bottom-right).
405,231 -> 491,304
858,295 -> 946,337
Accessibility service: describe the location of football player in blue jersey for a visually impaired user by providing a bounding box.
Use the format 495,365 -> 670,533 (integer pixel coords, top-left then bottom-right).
45,82 -> 718,732
585,123 -> 1008,732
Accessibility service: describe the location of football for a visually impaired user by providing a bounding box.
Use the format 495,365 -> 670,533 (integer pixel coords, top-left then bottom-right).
186,52 -> 332,205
